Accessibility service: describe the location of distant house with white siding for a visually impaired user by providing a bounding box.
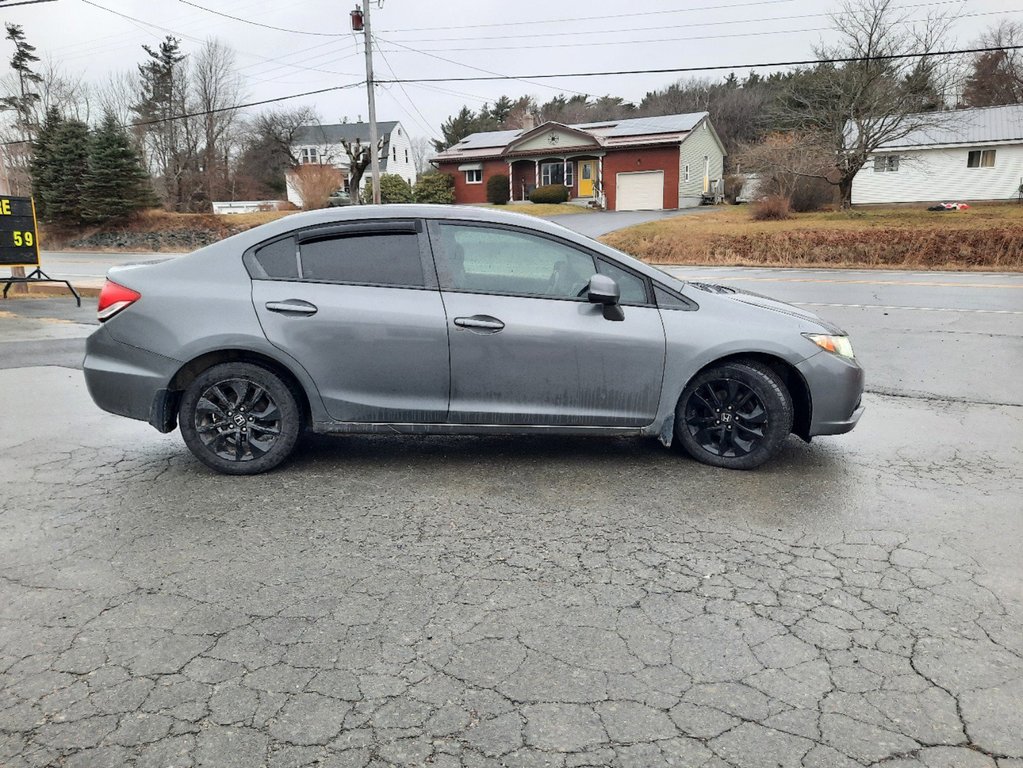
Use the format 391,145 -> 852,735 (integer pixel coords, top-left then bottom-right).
851,104 -> 1023,205
285,120 -> 417,208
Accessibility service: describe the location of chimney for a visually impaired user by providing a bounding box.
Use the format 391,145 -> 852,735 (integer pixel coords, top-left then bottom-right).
521,113 -> 535,130
341,115 -> 348,123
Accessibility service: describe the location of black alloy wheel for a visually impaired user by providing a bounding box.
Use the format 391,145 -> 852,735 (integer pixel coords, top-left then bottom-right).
675,360 -> 793,470
179,362 -> 301,474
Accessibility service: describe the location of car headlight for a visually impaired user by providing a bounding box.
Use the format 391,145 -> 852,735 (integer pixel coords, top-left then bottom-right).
804,333 -> 855,359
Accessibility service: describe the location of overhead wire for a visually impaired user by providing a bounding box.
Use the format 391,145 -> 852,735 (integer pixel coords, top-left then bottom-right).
177,0 -> 348,37
374,44 -> 1023,84
371,38 -> 442,141
382,0 -> 968,44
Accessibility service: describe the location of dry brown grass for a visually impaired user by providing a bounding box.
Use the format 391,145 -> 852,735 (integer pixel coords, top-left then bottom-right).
601,203 -> 1023,271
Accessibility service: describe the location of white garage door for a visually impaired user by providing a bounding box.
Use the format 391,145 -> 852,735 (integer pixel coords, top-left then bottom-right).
616,171 -> 664,211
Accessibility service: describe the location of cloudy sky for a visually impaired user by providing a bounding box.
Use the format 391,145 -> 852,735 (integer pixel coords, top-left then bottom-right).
2,0 -> 1019,142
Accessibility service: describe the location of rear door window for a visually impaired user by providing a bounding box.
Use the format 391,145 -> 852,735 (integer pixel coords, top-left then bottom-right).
299,232 -> 425,287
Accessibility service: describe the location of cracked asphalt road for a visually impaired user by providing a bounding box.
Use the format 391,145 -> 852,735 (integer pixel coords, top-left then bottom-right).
1,287 -> 1022,768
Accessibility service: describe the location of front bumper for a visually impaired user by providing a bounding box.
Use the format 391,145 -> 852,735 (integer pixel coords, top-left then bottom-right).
83,324 -> 181,426
796,350 -> 865,437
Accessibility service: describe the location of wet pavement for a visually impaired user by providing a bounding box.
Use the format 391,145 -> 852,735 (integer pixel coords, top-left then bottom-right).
0,284 -> 1021,768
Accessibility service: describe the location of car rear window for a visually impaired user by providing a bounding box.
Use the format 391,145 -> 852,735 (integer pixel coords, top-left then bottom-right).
299,232 -> 424,287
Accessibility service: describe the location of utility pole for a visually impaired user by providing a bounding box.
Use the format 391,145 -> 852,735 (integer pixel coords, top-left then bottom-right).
354,2 -> 382,205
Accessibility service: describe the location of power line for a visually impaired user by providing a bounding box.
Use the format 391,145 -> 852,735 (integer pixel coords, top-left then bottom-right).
377,0 -> 799,33
177,0 -> 348,37
0,0 -> 58,7
79,0 -> 360,79
372,39 -> 441,141
375,44 -> 1023,84
383,0 -> 966,44
376,36 -> 594,98
131,81 -> 365,127
383,26 -> 834,54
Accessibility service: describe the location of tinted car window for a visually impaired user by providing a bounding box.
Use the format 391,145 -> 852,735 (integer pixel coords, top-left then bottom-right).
597,259 -> 649,305
438,224 -> 595,299
252,237 -> 298,279
300,233 -> 424,287
655,285 -> 697,310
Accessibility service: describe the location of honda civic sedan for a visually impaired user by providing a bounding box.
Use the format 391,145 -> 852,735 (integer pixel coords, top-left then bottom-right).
84,205 -> 864,474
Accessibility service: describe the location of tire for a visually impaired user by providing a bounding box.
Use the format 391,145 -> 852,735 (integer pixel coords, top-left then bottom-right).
178,362 -> 301,475
674,359 -> 793,470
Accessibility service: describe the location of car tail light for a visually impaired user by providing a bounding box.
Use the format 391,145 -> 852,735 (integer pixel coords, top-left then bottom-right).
97,279 -> 141,322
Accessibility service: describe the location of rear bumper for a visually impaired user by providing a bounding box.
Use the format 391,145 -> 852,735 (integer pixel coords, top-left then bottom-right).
797,351 -> 865,437
83,325 -> 181,427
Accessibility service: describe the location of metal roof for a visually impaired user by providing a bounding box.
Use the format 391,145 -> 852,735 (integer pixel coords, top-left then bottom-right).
873,104 -> 1023,149
578,112 -> 707,137
293,121 -> 399,145
438,112 -> 709,158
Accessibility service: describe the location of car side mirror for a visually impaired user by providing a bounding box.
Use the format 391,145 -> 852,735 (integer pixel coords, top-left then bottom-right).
587,274 -> 624,321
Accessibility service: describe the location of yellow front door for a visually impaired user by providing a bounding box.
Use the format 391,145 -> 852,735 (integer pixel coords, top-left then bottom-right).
578,160 -> 595,197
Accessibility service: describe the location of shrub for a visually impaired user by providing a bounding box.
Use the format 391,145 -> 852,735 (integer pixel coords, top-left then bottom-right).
722,174 -> 744,205
413,172 -> 455,204
366,173 -> 413,204
529,184 -> 569,204
291,164 -> 345,209
788,177 -> 835,213
487,173 -> 510,205
751,194 -> 792,221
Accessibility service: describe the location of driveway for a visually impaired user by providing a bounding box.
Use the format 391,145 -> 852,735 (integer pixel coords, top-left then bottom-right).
550,207 -> 713,238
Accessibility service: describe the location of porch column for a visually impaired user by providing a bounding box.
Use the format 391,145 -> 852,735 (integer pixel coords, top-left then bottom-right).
598,156 -> 604,206
563,158 -> 568,195
534,159 -> 539,189
508,162 -> 514,201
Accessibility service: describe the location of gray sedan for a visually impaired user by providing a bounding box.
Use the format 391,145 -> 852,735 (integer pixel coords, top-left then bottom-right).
84,204 -> 864,474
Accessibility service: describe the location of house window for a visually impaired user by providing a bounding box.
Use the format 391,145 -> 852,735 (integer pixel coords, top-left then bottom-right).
683,164 -> 690,182
465,168 -> 482,184
300,147 -> 318,164
405,149 -> 409,163
967,149 -> 996,168
540,161 -> 573,187
873,155 -> 900,172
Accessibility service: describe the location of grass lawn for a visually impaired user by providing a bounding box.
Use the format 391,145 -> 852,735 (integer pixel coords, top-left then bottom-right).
602,203 -> 1023,271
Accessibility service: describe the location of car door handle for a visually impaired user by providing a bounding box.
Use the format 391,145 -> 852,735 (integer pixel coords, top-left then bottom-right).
265,300 -> 318,316
454,315 -> 505,333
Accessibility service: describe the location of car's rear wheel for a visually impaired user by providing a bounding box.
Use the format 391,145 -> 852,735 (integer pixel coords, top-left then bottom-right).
179,362 -> 301,475
675,360 -> 793,470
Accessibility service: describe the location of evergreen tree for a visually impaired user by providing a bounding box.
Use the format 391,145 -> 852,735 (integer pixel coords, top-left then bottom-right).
29,106 -> 63,220
83,112 -> 155,222
43,119 -> 90,224
1,23 -> 43,141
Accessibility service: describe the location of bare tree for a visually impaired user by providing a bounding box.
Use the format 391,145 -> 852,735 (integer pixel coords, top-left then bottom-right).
97,70 -> 140,128
340,136 -> 383,205
780,0 -> 955,204
735,132 -> 836,210
408,135 -> 433,176
193,38 -> 243,205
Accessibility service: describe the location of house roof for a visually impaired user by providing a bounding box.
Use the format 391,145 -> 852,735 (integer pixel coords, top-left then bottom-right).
293,121 -> 399,146
433,112 -> 710,161
872,104 -> 1023,150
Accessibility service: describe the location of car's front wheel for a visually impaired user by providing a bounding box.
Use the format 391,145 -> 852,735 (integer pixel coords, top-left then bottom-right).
675,360 -> 793,470
178,362 -> 301,475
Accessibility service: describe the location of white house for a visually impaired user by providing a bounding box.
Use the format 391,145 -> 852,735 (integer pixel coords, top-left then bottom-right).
286,120 -> 417,207
852,104 -> 1023,205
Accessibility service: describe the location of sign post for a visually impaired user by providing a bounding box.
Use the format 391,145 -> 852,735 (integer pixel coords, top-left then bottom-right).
0,195 -> 80,306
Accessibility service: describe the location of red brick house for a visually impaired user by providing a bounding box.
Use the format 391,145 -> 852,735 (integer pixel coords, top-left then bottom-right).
431,112 -> 726,211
